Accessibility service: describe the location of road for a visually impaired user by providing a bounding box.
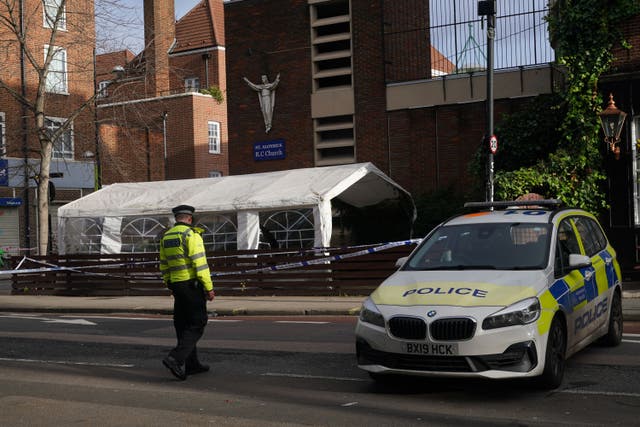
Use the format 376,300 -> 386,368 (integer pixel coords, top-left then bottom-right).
0,314 -> 639,426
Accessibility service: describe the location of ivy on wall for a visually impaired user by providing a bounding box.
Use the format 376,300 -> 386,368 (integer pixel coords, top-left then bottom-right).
493,0 -> 640,212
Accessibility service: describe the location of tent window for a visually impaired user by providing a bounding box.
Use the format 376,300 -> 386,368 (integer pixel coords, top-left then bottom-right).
196,214 -> 238,251
121,217 -> 169,253
260,209 -> 315,249
66,217 -> 103,253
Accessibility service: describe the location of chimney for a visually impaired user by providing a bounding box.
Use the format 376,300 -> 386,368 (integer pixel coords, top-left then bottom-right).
143,0 -> 175,97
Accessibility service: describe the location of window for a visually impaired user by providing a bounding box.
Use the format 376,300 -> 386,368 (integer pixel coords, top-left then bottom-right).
45,117 -> 74,159
0,112 -> 5,157
45,45 -> 68,94
97,80 -> 110,98
185,77 -> 200,92
208,121 -> 220,153
555,219 -> 581,276
43,0 -> 66,30
208,171 -> 222,178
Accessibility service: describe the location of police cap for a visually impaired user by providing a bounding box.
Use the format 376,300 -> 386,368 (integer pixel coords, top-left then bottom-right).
172,204 -> 195,216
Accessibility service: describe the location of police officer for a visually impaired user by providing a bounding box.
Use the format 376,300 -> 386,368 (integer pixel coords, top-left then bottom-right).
160,205 -> 215,380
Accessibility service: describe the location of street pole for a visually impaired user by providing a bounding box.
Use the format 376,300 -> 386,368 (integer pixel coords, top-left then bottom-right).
479,1 -> 496,203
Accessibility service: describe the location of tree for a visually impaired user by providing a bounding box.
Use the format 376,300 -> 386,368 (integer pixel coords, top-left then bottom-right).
0,0 -> 136,255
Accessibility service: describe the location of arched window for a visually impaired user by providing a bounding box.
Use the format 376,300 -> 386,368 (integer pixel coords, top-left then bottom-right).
67,217 -> 103,254
195,214 -> 238,251
260,209 -> 315,249
121,217 -> 168,253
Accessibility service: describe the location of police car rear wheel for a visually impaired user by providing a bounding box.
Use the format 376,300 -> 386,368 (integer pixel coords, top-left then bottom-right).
537,316 -> 566,389
598,290 -> 623,347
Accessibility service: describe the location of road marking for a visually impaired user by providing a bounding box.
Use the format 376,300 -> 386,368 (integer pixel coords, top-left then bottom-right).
559,389 -> 640,398
341,402 -> 359,407
0,357 -> 134,368
274,321 -> 329,324
0,315 -> 96,326
261,372 -> 366,382
624,333 -> 640,338
622,339 -> 640,344
210,319 -> 243,323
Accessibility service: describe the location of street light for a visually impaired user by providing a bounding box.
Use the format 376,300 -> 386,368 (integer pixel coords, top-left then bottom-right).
598,93 -> 627,159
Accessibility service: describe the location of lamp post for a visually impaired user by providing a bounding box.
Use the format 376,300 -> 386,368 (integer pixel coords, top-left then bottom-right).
598,93 -> 627,160
478,0 -> 496,203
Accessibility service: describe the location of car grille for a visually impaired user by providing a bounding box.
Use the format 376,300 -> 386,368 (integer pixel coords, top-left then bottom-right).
356,340 -> 536,373
430,318 -> 476,341
389,317 -> 427,340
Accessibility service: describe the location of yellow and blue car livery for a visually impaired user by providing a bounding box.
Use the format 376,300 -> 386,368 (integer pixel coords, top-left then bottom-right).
355,201 -> 623,389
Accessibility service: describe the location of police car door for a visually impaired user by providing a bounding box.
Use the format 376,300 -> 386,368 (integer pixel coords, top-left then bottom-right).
572,216 -> 611,338
553,218 -> 589,350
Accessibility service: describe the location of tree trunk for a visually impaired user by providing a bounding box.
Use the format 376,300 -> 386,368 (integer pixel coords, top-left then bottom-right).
38,142 -> 53,255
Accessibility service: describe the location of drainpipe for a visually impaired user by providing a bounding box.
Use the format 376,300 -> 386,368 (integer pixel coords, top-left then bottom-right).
162,111 -> 168,179
92,48 -> 102,190
19,0 -> 31,254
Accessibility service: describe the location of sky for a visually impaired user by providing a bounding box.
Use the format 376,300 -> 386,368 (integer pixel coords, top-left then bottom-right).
97,0 -> 202,54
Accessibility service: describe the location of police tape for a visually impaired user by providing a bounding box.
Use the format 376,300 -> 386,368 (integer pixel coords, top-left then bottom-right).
0,238 -> 422,278
212,238 -> 422,277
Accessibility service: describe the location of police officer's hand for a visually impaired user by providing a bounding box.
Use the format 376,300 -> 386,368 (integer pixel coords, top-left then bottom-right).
206,290 -> 215,301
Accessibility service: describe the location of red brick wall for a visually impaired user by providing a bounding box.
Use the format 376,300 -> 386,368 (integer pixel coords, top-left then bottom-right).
225,0 -> 314,175
388,98 -> 531,196
353,0 -> 389,171
383,0 -> 431,82
0,0 -> 96,161
613,14 -> 640,72
98,93 -> 228,182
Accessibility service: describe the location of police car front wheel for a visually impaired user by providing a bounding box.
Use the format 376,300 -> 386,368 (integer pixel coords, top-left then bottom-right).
537,316 -> 567,390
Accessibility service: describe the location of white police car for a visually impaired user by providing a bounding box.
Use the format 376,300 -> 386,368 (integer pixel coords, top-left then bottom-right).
355,200 -> 623,389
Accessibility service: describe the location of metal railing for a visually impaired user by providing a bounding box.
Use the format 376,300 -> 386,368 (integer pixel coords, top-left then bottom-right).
431,0 -> 553,74
427,0 -> 554,78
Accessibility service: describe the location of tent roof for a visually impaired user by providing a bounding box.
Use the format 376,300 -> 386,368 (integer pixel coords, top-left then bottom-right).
58,163 -> 415,218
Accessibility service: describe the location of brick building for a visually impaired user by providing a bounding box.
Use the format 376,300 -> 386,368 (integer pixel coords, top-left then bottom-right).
224,0 -> 640,273
0,0 -> 97,254
96,0 -> 228,183
224,0 -> 555,199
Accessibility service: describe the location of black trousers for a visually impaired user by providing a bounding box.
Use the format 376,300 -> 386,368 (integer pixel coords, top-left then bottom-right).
168,280 -> 208,368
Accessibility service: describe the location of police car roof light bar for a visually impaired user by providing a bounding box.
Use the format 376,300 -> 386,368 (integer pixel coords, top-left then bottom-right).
464,199 -> 563,210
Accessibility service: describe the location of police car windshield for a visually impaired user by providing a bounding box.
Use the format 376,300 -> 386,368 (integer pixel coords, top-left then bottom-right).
403,222 -> 551,271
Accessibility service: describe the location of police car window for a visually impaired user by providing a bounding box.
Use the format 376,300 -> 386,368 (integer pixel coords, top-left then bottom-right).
585,217 -> 608,252
555,219 -> 580,275
574,217 -> 598,256
573,216 -> 606,256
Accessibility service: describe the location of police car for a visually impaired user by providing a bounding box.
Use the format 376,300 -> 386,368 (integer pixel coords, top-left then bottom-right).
355,200 -> 623,389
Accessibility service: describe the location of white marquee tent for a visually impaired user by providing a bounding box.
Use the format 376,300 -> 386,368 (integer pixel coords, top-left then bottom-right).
57,162 -> 416,254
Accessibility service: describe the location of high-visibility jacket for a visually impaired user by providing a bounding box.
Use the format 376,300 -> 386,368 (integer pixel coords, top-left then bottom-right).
159,222 -> 213,291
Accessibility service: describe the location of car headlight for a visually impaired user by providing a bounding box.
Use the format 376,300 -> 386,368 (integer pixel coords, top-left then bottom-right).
359,297 -> 385,328
482,297 -> 540,330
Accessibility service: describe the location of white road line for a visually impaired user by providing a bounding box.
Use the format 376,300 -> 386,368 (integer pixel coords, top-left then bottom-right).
559,389 -> 640,398
0,357 -> 134,368
274,321 -> 329,325
623,333 -> 640,338
261,372 -> 366,382
621,339 -> 640,344
341,402 -> 359,407
209,319 -> 243,323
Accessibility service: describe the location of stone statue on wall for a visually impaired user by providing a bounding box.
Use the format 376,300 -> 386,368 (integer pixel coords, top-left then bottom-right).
243,73 -> 280,133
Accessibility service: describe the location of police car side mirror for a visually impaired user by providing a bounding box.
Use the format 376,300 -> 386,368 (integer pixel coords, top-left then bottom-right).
568,254 -> 591,270
395,257 -> 408,268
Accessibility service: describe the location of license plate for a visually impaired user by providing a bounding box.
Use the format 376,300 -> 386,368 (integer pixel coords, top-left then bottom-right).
405,342 -> 459,356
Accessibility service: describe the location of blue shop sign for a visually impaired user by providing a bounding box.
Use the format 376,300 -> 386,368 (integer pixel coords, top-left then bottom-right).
0,159 -> 7,186
0,197 -> 22,207
254,139 -> 285,161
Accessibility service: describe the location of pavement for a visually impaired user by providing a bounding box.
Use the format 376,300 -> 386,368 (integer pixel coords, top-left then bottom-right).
0,281 -> 639,320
